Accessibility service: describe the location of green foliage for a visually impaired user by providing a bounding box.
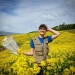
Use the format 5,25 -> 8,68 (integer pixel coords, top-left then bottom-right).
52,23 -> 75,30
17,40 -> 24,46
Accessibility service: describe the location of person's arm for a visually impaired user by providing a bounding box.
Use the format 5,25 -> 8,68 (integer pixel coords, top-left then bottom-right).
23,39 -> 35,56
23,48 -> 34,56
47,28 -> 60,40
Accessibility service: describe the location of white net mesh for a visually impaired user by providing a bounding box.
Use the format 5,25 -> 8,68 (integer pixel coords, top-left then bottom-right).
1,35 -> 18,55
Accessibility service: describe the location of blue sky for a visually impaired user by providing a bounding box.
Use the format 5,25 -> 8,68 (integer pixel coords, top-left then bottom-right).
0,0 -> 75,33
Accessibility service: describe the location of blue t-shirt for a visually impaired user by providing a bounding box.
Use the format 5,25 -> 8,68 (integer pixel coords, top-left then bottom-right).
30,36 -> 52,48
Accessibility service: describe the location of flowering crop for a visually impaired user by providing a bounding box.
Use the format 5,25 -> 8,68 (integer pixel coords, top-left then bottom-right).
0,29 -> 75,75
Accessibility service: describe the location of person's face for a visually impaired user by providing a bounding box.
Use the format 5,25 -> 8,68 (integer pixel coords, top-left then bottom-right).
38,27 -> 47,35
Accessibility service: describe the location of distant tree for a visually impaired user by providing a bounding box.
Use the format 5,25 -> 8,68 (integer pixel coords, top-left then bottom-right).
72,24 -> 75,29
52,23 -> 75,30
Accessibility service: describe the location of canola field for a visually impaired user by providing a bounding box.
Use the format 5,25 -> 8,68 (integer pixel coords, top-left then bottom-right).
0,29 -> 75,75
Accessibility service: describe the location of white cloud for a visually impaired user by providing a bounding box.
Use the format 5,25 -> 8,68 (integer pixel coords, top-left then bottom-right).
0,0 -> 75,33
34,14 -> 58,24
43,14 -> 57,20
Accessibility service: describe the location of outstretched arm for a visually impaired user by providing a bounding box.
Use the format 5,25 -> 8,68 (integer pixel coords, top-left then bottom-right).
23,48 -> 34,56
47,28 -> 60,40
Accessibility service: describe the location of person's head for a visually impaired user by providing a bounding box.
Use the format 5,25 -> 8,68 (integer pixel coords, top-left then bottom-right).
38,24 -> 48,36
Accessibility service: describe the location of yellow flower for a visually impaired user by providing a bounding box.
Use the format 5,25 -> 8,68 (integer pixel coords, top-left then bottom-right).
58,66 -> 61,69
27,68 -> 33,75
64,68 -> 70,75
47,66 -> 52,70
70,66 -> 74,71
33,64 -> 40,74
17,56 -> 25,62
41,61 -> 46,67
46,71 -> 49,75
70,66 -> 75,73
60,58 -> 64,63
37,67 -> 41,73
30,57 -> 35,63
12,63 -> 18,68
33,67 -> 40,74
17,49 -> 23,55
17,67 -> 23,74
64,68 -> 69,72
33,64 -> 38,68
46,59 -> 51,64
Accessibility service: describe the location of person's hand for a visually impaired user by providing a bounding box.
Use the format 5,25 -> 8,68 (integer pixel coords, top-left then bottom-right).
17,49 -> 20,55
47,28 -> 50,31
23,52 -> 26,55
17,49 -> 23,55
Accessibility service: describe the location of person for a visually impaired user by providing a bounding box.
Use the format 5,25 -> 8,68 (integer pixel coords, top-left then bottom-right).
24,24 -> 60,75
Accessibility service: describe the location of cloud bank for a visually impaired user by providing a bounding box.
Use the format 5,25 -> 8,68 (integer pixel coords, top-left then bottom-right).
0,0 -> 75,33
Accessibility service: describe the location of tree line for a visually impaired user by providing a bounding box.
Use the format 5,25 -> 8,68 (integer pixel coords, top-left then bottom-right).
52,23 -> 75,30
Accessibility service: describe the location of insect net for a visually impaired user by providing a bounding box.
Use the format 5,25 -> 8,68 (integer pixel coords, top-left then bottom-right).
1,35 -> 18,55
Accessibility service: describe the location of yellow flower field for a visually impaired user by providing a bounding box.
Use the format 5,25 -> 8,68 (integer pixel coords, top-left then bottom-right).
0,29 -> 75,75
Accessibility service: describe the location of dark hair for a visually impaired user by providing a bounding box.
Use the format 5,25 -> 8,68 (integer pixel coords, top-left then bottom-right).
39,24 -> 47,31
